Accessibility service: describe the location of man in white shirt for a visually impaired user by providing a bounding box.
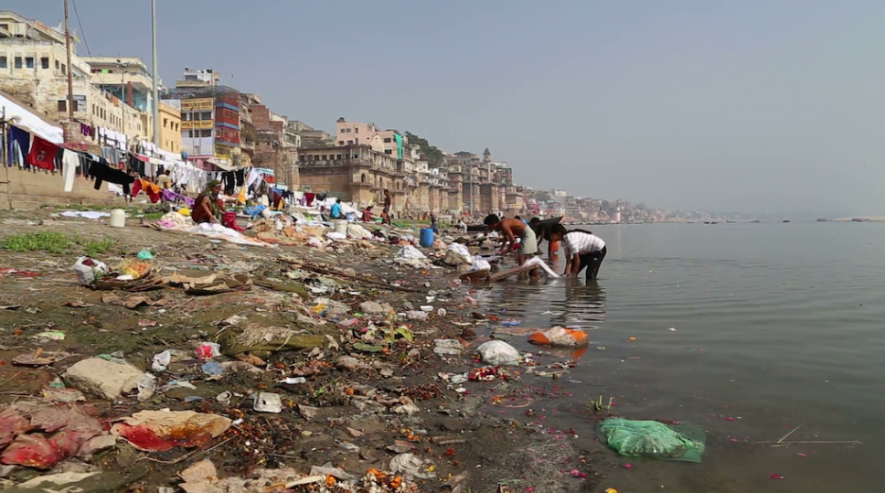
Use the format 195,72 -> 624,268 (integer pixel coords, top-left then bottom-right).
549,224 -> 607,280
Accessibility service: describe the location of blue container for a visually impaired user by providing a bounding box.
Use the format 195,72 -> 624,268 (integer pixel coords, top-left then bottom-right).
419,228 -> 435,248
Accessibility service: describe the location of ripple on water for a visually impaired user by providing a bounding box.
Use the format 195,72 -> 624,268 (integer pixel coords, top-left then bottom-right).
477,223 -> 885,493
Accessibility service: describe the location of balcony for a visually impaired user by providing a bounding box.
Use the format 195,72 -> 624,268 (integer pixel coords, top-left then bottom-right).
91,71 -> 154,92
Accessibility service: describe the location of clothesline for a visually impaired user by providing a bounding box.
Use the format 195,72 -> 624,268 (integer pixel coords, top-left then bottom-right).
4,123 -> 287,207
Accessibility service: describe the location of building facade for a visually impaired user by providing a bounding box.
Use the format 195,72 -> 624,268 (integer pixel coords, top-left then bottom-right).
158,102 -> 181,154
298,144 -> 402,207
0,10 -> 152,144
163,71 -> 242,162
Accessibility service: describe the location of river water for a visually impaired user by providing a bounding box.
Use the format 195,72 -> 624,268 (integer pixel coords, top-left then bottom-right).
476,222 -> 884,492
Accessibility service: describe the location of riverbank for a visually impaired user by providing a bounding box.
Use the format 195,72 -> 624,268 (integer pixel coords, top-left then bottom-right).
0,208 -> 610,493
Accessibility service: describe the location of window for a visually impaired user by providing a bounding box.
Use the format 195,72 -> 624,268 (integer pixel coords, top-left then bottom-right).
41,57 -> 49,69
55,60 -> 59,70
163,118 -> 168,128
0,57 -> 5,68
14,57 -> 22,69
346,140 -> 353,145
383,138 -> 391,143
200,129 -> 211,137
338,141 -> 344,145
0,24 -> 7,31
384,150 -> 392,155
354,127 -> 359,134
61,64 -> 66,75
57,100 -> 66,112
25,57 -> 34,69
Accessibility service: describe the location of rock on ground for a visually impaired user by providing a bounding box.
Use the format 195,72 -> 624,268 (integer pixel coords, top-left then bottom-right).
63,358 -> 146,400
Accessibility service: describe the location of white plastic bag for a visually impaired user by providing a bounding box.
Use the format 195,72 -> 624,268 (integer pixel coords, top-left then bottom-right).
396,246 -> 426,260
73,257 -> 108,286
444,243 -> 473,266
477,340 -> 520,366
470,258 -> 491,272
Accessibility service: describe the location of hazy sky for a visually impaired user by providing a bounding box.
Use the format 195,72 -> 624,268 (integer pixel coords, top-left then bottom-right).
8,0 -> 885,215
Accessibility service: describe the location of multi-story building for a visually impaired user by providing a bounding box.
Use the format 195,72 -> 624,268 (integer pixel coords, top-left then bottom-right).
157,102 -> 182,154
163,70 -> 241,163
176,68 -> 219,88
335,118 -> 406,158
297,144 -> 402,207
289,120 -> 334,148
83,56 -> 156,114
0,10 -> 152,145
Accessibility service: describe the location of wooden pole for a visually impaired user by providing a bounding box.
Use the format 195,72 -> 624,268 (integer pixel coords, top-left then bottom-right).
63,0 -> 75,123
1,107 -> 12,210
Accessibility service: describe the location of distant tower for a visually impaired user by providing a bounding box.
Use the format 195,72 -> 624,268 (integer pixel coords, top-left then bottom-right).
483,148 -> 491,162
613,206 -> 622,223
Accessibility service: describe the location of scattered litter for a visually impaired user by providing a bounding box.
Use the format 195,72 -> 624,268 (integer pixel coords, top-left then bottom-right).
389,453 -> 436,480
201,361 -> 224,376
151,351 -> 171,372
32,331 -> 65,342
528,327 -> 589,347
111,410 -> 231,452
477,340 -> 520,366
195,343 -> 222,360
597,418 -> 706,462
253,392 -> 283,413
434,339 -> 463,356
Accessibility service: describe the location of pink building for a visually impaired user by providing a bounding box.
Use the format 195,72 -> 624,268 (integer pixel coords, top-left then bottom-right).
336,118 -> 406,158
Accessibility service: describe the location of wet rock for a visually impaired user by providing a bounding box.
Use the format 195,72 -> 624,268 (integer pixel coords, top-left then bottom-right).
298,404 -> 320,421
64,358 -> 146,400
460,327 -> 477,341
179,459 -> 217,483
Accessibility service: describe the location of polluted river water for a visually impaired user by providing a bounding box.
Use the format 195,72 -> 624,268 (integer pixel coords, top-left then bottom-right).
476,221 -> 884,492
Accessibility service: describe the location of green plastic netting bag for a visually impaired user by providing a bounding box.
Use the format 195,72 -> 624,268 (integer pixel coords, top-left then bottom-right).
597,418 -> 706,463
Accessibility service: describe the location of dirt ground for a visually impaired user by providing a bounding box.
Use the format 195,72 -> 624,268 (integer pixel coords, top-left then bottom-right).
0,209 -> 604,493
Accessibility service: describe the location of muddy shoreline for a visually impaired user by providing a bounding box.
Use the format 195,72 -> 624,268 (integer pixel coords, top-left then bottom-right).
0,210 -> 611,493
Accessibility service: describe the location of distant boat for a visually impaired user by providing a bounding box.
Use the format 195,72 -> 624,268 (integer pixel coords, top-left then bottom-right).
782,220 -> 791,223
851,217 -> 869,222
750,220 -> 761,223
726,220 -> 736,223
816,218 -> 829,222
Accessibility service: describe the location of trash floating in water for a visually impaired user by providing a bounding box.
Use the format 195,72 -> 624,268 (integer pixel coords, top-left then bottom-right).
770,474 -> 784,480
597,418 -> 706,462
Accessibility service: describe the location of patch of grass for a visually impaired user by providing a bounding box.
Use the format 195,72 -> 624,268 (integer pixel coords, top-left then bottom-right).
1,232 -> 74,253
81,239 -> 115,257
1,232 -> 116,256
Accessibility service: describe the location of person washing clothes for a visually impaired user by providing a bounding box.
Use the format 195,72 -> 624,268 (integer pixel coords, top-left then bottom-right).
483,214 -> 538,268
330,199 -> 343,219
192,180 -> 225,224
548,224 -> 606,280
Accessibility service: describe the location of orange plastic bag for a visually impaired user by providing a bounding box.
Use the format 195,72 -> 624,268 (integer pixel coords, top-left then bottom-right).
528,327 -> 589,347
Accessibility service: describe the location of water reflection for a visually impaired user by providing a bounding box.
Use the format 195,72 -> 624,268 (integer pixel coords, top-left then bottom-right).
553,281 -> 607,330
